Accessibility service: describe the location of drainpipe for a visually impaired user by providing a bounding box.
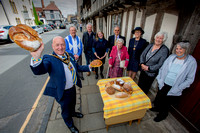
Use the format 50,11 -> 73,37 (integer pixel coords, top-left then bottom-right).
0,0 -> 11,25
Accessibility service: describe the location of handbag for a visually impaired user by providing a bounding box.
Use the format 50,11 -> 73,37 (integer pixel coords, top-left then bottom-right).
118,50 -> 125,68
120,60 -> 125,68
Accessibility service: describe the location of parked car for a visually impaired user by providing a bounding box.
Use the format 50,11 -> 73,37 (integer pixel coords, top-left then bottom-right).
31,25 -> 44,34
48,23 -> 57,29
0,25 -> 13,41
41,24 -> 52,32
59,23 -> 66,29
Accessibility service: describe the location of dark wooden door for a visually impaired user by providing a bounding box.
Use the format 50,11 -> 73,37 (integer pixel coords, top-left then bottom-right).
174,39 -> 200,132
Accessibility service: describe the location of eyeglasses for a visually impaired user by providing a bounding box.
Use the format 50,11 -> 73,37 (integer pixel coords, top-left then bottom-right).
115,30 -> 120,31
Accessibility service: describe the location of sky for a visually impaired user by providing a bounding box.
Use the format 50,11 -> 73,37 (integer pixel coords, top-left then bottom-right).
32,0 -> 77,18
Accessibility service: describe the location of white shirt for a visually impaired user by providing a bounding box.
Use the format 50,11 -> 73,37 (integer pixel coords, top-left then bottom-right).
30,55 -> 74,90
71,35 -> 78,55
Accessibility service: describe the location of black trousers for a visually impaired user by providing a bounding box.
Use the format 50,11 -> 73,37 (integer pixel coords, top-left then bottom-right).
77,54 -> 83,78
138,70 -> 156,94
95,64 -> 104,74
154,84 -> 179,117
55,86 -> 76,128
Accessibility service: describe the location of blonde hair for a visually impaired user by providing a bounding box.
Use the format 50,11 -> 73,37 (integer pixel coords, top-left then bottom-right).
95,30 -> 105,41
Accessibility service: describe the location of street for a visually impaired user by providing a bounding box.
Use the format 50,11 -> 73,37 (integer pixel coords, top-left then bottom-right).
0,29 -> 69,133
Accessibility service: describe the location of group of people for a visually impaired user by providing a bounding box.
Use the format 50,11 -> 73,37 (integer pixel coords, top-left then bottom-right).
29,23 -> 197,133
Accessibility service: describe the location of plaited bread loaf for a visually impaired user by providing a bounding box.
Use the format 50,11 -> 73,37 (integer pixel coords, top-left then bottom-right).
123,82 -> 133,94
9,24 -> 42,52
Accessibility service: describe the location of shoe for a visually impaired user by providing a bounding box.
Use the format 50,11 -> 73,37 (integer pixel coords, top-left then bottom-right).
87,72 -> 91,76
69,126 -> 79,133
73,112 -> 84,118
80,76 -> 84,80
100,73 -> 104,78
150,107 -> 159,112
153,115 -> 167,122
95,74 -> 98,79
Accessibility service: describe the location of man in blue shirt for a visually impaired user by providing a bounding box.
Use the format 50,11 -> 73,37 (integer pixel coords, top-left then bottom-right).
65,26 -> 84,80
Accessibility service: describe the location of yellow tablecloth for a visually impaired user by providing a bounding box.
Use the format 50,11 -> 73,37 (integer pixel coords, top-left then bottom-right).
97,77 -> 152,119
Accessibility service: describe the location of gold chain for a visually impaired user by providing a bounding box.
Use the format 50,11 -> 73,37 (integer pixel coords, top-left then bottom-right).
50,52 -> 73,71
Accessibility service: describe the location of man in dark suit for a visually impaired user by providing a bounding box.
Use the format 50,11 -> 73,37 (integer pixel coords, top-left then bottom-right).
30,36 -> 91,133
108,26 -> 126,56
82,23 -> 96,76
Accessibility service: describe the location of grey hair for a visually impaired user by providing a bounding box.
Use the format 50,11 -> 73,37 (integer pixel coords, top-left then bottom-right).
69,25 -> 77,31
154,31 -> 168,44
114,26 -> 120,30
172,42 -> 191,56
86,23 -> 93,28
116,38 -> 124,44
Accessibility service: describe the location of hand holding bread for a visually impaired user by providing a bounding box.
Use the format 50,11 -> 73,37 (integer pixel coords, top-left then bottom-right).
9,24 -> 42,52
30,42 -> 44,61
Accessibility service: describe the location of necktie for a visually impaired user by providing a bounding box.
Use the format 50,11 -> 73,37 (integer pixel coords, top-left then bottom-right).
68,63 -> 77,85
114,36 -> 117,45
62,55 -> 77,85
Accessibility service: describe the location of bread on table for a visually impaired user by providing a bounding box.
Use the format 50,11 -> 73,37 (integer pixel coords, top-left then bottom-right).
105,86 -> 115,95
115,92 -> 129,98
123,82 -> 133,94
105,79 -> 133,98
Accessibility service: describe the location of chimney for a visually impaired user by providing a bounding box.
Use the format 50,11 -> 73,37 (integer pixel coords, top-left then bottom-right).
50,1 -> 55,4
41,0 -> 45,8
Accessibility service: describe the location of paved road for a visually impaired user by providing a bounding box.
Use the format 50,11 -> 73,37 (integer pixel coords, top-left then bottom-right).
0,29 -> 68,133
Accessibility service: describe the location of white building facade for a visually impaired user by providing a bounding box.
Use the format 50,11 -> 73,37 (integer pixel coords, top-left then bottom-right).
0,0 -> 35,26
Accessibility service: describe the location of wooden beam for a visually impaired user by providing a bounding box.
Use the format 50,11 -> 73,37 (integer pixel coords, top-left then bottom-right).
130,10 -> 137,38
125,10 -> 130,39
150,12 -> 164,43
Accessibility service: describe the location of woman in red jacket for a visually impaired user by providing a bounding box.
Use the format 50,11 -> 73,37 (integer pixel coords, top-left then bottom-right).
108,38 -> 129,78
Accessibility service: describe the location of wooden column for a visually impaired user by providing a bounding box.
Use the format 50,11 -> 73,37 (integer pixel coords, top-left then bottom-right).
150,12 -> 164,43
130,9 -> 136,39
92,17 -> 96,33
125,10 -> 130,39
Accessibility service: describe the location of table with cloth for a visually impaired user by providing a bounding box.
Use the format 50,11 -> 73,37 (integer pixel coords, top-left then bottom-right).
97,77 -> 152,129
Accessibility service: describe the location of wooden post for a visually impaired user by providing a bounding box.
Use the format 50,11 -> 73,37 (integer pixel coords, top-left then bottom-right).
150,12 -> 164,43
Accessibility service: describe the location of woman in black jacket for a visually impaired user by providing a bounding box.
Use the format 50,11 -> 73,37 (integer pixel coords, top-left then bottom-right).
138,31 -> 169,94
92,31 -> 109,79
127,27 -> 148,80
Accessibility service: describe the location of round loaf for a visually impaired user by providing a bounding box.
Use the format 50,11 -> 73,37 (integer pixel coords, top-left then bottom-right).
9,24 -> 42,52
105,86 -> 115,95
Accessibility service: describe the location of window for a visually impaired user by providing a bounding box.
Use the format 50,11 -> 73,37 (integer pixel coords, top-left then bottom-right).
9,0 -> 18,14
50,14 -> 55,19
111,14 -> 122,35
23,5 -> 27,12
30,9 -> 34,17
50,10 -> 54,19
16,18 -> 21,24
